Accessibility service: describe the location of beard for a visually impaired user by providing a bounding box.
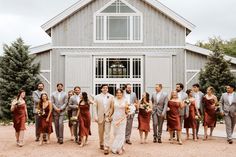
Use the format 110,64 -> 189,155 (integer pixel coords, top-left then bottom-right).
126,90 -> 131,94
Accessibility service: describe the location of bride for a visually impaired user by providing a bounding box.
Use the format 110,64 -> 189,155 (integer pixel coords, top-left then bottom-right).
112,89 -> 129,155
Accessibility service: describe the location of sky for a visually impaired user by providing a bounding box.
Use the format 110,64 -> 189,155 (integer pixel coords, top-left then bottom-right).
0,0 -> 236,55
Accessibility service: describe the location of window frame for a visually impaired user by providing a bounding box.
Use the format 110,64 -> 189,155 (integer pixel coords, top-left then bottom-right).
93,0 -> 143,43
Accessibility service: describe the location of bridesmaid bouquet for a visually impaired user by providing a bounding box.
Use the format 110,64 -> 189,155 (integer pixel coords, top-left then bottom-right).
184,99 -> 191,106
143,103 -> 151,112
37,109 -> 45,117
70,116 -> 78,124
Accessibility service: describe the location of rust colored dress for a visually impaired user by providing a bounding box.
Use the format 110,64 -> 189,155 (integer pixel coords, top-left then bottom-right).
13,104 -> 26,132
167,101 -> 181,131
78,101 -> 91,136
138,103 -> 151,132
184,101 -> 197,129
203,97 -> 216,127
38,104 -> 53,134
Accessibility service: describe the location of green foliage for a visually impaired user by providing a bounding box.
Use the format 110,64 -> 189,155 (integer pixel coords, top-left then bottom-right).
198,37 -> 235,99
196,37 -> 236,57
0,38 -> 40,120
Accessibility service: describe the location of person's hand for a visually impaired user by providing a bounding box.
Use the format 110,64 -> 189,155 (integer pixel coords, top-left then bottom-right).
56,108 -> 60,113
160,114 -> 165,119
46,117 -> 49,122
220,112 -> 225,116
94,117 -> 98,123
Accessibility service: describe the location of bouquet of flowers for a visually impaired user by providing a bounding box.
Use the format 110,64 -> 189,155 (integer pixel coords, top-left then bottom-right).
195,115 -> 202,122
143,103 -> 151,112
126,104 -> 136,115
70,116 -> 78,124
184,99 -> 191,106
37,109 -> 45,117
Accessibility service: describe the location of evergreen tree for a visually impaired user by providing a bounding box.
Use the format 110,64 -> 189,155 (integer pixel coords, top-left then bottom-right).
0,38 -> 40,120
199,39 -> 235,99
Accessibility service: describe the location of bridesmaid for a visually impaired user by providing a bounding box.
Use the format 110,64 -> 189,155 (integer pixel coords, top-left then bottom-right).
202,86 -> 217,140
67,90 -> 74,141
138,92 -> 152,144
77,92 -> 93,147
184,89 -> 200,141
37,93 -> 53,145
10,89 -> 28,147
167,91 -> 184,145
112,89 -> 128,155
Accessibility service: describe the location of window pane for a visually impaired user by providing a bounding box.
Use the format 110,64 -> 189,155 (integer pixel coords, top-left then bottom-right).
96,16 -> 104,40
133,58 -> 141,78
101,0 -> 135,13
120,2 -> 135,13
106,58 -> 130,78
95,58 -> 104,78
107,16 -> 130,40
133,84 -> 141,100
133,16 -> 141,40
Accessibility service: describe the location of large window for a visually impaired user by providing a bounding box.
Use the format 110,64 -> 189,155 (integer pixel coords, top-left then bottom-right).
94,0 -> 142,42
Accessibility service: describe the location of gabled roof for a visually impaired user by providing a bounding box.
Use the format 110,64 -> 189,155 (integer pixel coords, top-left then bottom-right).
29,43 -> 52,55
41,0 -> 195,34
186,43 -> 236,64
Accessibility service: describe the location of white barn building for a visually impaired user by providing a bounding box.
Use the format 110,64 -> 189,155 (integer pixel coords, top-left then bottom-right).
30,0 -> 236,99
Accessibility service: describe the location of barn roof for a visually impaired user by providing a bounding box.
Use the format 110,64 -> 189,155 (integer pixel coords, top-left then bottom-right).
41,0 -> 195,34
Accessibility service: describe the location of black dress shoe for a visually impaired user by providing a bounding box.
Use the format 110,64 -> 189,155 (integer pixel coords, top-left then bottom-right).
35,138 -> 39,142
126,140 -> 132,145
59,141 -> 63,144
228,139 -> 233,144
153,138 -> 157,143
158,139 -> 162,143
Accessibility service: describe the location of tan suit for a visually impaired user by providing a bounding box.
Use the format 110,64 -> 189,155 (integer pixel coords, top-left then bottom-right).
93,93 -> 114,149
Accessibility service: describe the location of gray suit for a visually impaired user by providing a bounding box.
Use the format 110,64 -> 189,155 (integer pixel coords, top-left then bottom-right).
151,91 -> 168,139
32,90 -> 43,139
219,92 -> 236,140
124,91 -> 137,141
192,91 -> 204,137
178,91 -> 188,127
68,94 -> 81,141
51,91 -> 67,141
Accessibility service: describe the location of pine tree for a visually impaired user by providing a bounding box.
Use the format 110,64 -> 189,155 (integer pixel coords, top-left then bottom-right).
199,39 -> 235,99
0,38 -> 40,120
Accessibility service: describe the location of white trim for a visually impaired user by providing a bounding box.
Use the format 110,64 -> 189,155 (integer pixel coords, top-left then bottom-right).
40,70 -> 51,73
49,50 -> 52,95
39,73 -> 50,85
231,70 -> 236,72
60,52 -> 177,56
53,46 -> 185,49
184,50 -> 187,88
41,0 -> 195,33
186,69 -> 200,73
186,71 -> 200,85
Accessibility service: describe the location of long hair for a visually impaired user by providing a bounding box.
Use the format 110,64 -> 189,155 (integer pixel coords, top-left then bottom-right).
17,89 -> 25,101
141,92 -> 150,104
170,91 -> 177,100
38,93 -> 49,110
81,92 -> 88,102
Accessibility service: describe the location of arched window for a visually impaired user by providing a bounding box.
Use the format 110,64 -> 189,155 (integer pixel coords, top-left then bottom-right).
94,0 -> 143,43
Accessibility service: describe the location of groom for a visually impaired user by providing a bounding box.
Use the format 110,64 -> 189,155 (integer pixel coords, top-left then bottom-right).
94,84 -> 114,155
219,84 -> 236,144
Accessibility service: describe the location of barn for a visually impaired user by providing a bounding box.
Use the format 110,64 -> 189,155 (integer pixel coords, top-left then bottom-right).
29,0 -> 236,99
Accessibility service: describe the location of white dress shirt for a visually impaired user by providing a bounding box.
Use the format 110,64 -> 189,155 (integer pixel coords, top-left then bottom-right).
194,92 -> 200,109
102,93 -> 109,108
125,93 -> 131,104
156,91 -> 162,103
228,93 -> 234,105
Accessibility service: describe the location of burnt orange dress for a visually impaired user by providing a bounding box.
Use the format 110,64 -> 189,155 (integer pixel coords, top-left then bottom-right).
138,104 -> 151,132
167,101 -> 181,131
184,101 -> 197,129
13,104 -> 26,132
38,104 -> 53,134
203,97 -> 216,127
78,102 -> 91,136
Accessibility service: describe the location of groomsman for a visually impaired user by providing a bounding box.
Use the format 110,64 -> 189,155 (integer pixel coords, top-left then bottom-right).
32,82 -> 45,141
151,84 -> 168,143
219,84 -> 236,144
192,83 -> 204,139
94,84 -> 114,155
69,86 -> 81,143
176,83 -> 188,127
51,83 -> 67,144
124,83 -> 138,145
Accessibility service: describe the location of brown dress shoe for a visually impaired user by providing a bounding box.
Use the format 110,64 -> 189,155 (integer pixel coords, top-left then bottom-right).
104,149 -> 109,155
126,140 -> 132,145
100,145 -> 104,150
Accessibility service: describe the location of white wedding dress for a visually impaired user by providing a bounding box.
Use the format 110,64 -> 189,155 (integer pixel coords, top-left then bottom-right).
111,98 -> 127,153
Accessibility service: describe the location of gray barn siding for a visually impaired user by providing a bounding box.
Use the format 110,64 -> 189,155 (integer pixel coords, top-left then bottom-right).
34,51 -> 50,70
186,50 -> 207,70
52,0 -> 185,47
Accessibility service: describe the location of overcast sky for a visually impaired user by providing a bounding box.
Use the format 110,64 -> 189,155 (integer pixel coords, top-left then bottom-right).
0,0 -> 236,55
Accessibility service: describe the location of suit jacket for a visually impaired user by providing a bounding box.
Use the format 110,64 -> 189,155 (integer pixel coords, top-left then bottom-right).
192,91 -> 204,114
124,91 -> 137,105
32,90 -> 44,114
178,91 -> 188,116
93,93 -> 114,124
151,91 -> 169,116
219,92 -> 236,117
51,91 -> 68,116
68,94 -> 81,116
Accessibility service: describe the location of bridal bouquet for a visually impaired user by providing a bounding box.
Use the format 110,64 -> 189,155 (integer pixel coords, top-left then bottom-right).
70,116 -> 78,124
